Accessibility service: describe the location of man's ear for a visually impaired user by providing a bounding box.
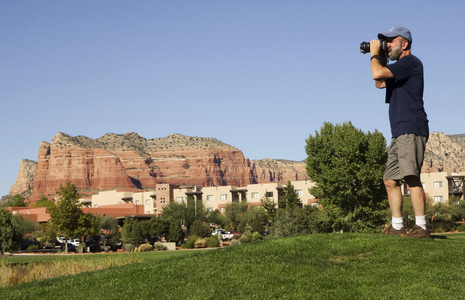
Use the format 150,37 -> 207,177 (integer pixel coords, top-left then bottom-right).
401,39 -> 409,50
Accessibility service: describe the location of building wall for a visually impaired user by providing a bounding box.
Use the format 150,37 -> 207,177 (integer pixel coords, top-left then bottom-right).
83,180 -> 317,214
420,172 -> 450,204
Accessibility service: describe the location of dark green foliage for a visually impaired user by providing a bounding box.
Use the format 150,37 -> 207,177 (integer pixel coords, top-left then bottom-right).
121,218 -> 146,246
204,236 -> 219,248
0,208 -> 22,254
282,181 -> 301,209
224,202 -> 248,230
271,205 -> 320,237
47,182 -> 84,247
206,209 -> 229,228
182,235 -> 201,249
33,196 -> 54,208
305,122 -> 388,232
167,219 -> 184,244
4,194 -> 28,207
147,217 -> 169,238
189,220 -> 210,238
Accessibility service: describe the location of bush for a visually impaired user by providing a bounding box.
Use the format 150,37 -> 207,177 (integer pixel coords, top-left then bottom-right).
252,232 -> 263,241
76,243 -> 86,253
239,235 -> 250,244
230,240 -> 240,246
154,241 -> 165,251
194,238 -> 206,248
138,243 -> 154,252
27,245 -> 39,252
123,243 -> 135,252
205,236 -> 219,248
182,235 -> 200,249
456,224 -> 465,232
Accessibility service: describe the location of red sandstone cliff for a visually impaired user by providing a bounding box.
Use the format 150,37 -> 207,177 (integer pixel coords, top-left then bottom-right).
26,132 -> 257,201
15,131 -> 465,202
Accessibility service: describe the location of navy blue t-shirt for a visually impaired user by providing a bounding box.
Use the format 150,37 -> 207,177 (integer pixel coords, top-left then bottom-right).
385,55 -> 429,138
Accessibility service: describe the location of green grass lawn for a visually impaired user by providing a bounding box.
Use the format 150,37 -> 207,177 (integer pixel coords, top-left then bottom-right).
2,234 -> 465,299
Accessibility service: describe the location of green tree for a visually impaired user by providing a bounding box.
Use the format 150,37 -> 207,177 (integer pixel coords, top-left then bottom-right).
47,182 -> 84,252
206,209 -> 229,228
0,208 -> 22,254
305,122 -> 388,233
260,193 -> 277,226
282,182 -> 301,209
224,202 -> 248,230
167,218 -> 184,244
189,219 -> 210,238
5,194 -> 28,207
33,196 -> 55,208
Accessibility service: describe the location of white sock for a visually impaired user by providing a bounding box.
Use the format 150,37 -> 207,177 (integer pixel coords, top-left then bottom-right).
415,215 -> 427,230
392,217 -> 404,230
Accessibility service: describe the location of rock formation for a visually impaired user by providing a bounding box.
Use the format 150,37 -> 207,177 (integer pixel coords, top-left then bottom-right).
9,131 -> 465,202
422,132 -> 465,173
251,159 -> 308,183
26,132 -> 257,201
9,159 -> 37,197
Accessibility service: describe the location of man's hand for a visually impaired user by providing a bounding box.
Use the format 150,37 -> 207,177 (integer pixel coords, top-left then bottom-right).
375,80 -> 386,89
370,40 -> 380,56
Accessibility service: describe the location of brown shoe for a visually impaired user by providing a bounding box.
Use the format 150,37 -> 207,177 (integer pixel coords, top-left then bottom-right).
381,225 -> 406,236
405,225 -> 431,238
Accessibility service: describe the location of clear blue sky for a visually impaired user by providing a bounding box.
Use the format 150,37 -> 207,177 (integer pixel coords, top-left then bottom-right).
1,1 -> 464,197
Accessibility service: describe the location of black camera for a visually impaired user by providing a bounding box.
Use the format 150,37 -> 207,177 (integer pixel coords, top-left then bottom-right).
360,39 -> 387,54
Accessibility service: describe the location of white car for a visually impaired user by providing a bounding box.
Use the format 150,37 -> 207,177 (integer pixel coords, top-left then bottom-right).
70,239 -> 80,246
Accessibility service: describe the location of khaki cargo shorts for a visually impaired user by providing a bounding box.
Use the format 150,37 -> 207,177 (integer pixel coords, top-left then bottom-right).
383,133 -> 428,181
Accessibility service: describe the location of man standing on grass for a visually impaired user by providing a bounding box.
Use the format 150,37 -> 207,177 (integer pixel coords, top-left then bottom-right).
369,27 -> 430,238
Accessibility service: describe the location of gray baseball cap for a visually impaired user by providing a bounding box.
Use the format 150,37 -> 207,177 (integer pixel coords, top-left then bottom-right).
378,26 -> 412,42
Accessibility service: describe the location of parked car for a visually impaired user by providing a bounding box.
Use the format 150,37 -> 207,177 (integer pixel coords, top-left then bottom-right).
69,239 -> 80,246
60,243 -> 77,253
211,229 -> 235,240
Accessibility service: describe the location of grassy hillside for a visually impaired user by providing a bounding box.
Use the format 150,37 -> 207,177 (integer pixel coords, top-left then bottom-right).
2,233 -> 464,299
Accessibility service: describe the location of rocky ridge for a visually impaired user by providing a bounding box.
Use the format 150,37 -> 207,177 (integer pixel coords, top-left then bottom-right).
8,131 -> 465,202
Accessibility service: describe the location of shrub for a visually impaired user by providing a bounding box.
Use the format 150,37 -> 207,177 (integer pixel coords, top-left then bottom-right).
194,238 -> 206,248
76,243 -> 86,253
456,224 -> 465,232
183,235 -> 200,249
138,243 -> 154,252
27,245 -> 39,252
230,240 -> 240,246
101,245 -> 111,252
252,232 -> 263,241
205,236 -> 219,248
154,241 -> 165,251
239,235 -> 250,244
123,243 -> 135,252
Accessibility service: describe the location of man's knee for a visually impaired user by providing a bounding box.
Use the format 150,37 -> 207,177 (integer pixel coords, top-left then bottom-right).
384,179 -> 399,190
405,175 -> 422,188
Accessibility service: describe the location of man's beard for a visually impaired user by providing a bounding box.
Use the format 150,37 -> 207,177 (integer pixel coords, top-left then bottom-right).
388,44 -> 402,60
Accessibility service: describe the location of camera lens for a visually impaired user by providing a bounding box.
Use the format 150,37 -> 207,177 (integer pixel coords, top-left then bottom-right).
360,42 -> 370,54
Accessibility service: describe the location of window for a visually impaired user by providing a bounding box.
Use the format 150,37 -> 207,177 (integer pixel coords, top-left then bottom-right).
206,195 -> 214,201
434,196 -> 443,203
311,202 -> 319,208
176,197 -> 183,203
135,200 -> 141,205
220,194 -> 227,200
434,181 -> 443,188
146,211 -> 151,214
251,192 -> 259,199
145,199 -> 151,205
296,189 -> 303,196
220,207 -> 226,213
266,192 -> 273,197
93,204 -> 98,208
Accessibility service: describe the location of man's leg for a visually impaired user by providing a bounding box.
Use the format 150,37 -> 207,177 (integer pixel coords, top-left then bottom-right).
384,179 -> 403,218
405,175 -> 428,232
